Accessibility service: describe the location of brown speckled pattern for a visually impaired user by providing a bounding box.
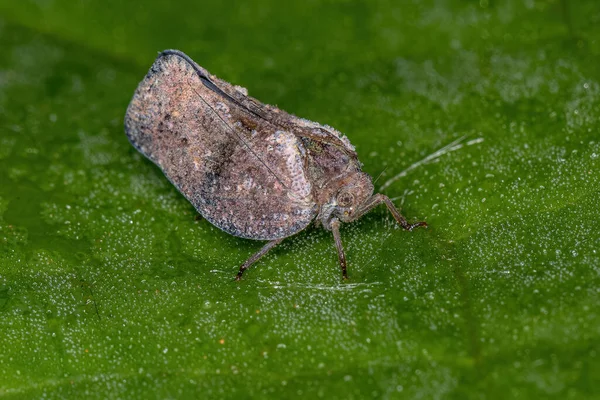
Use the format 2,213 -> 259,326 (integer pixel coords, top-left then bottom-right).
125,51 -> 330,240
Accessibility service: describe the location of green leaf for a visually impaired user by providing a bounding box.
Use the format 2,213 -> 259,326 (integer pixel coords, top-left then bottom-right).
0,0 -> 599,398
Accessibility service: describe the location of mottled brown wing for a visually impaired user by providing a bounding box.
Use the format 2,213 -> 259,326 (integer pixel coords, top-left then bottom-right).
125,50 -> 317,240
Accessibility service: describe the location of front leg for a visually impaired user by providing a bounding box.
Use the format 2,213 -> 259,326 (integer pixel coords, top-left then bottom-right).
330,218 -> 348,279
355,194 -> 427,231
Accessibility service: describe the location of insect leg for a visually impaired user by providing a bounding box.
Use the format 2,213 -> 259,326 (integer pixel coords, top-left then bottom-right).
355,194 -> 427,231
236,238 -> 284,280
330,218 -> 348,279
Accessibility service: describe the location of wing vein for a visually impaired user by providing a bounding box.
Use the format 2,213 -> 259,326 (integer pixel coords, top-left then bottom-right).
188,80 -> 290,192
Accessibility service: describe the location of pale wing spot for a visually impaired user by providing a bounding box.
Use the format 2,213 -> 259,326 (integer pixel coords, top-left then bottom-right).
193,157 -> 202,171
234,85 -> 249,96
273,131 -> 312,200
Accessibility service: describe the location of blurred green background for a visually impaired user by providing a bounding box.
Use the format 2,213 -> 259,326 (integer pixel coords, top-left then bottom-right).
0,0 -> 599,398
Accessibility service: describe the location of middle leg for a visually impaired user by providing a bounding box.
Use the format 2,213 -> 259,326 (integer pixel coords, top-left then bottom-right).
236,238 -> 284,280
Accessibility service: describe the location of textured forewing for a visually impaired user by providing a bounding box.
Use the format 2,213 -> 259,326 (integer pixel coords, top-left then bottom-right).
125,52 -> 316,240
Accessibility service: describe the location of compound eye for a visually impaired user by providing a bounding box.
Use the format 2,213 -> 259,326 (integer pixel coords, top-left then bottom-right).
337,191 -> 354,208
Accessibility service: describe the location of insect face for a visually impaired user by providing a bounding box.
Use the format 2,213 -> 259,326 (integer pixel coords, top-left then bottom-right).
332,172 -> 374,224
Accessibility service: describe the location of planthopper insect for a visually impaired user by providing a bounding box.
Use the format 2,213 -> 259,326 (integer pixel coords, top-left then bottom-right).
125,50 -> 427,280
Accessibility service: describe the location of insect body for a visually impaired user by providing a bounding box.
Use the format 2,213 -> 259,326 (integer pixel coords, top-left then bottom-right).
125,50 -> 426,280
